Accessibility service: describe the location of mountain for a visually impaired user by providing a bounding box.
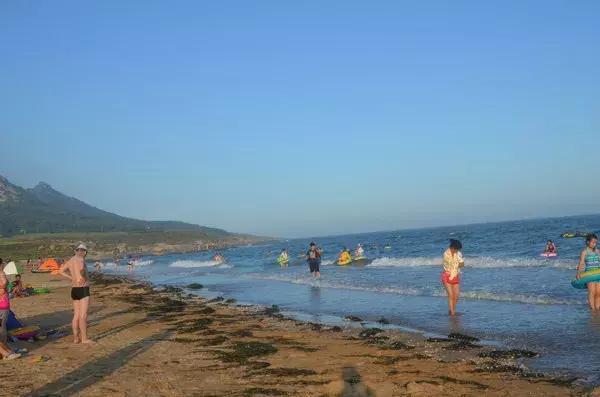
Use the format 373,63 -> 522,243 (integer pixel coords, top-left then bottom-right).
0,175 -> 229,237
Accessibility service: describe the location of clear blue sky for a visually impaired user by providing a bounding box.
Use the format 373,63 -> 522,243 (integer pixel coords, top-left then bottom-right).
1,1 -> 599,237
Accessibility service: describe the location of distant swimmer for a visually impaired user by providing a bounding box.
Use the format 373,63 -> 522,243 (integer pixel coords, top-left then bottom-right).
94,262 -> 102,273
576,234 -> 600,310
544,240 -> 557,254
355,244 -> 365,258
214,253 -> 225,263
306,242 -> 321,278
441,239 -> 464,316
277,249 -> 289,266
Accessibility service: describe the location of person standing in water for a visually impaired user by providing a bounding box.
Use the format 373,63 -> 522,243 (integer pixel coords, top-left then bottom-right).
307,242 -> 321,278
441,239 -> 464,316
58,243 -> 94,344
576,234 -> 600,310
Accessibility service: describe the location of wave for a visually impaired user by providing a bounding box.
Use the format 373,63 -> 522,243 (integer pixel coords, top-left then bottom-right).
169,260 -> 232,269
131,259 -> 153,267
368,256 -> 575,270
247,274 -> 583,305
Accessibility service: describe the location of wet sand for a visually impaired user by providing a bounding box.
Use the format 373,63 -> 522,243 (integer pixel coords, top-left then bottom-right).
1,272 -> 588,396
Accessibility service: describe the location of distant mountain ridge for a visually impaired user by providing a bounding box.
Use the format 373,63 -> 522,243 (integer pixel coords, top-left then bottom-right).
0,175 -> 229,237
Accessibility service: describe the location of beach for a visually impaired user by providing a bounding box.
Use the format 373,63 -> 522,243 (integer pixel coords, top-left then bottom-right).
1,271 -> 588,396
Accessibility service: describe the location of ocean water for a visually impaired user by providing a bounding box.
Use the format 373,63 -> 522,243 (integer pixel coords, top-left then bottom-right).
105,214 -> 600,383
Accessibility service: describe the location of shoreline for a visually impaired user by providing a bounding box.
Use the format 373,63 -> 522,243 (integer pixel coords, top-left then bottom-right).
0,231 -> 271,262
2,271 -> 589,396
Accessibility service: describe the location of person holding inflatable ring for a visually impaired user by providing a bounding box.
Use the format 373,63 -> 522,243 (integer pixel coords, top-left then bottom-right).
577,234 -> 600,310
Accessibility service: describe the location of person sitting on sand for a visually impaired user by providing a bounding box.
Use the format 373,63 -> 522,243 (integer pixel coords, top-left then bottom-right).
544,240 -> 557,254
58,244 -> 94,344
441,239 -> 464,316
0,265 -> 20,360
10,274 -> 26,298
576,234 -> 600,310
355,244 -> 365,258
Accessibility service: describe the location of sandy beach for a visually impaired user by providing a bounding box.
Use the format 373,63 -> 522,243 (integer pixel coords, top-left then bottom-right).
0,271 -> 588,397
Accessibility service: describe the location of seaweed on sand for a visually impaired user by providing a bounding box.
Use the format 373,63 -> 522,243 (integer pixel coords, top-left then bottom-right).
217,341 -> 278,363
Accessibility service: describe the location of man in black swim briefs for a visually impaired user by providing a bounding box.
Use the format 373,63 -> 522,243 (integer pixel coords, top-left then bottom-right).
59,243 -> 94,344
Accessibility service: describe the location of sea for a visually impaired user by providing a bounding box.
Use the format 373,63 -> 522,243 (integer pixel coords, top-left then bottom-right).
103,214 -> 600,384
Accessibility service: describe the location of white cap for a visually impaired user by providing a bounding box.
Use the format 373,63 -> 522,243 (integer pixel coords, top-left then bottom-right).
75,243 -> 88,251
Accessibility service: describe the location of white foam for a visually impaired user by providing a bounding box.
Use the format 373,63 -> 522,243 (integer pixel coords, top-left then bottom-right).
131,259 -> 153,267
169,260 -> 232,269
368,256 -> 575,270
247,274 -> 583,305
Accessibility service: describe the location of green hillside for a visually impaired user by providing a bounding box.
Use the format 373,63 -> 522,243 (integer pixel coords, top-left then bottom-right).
0,175 -> 229,237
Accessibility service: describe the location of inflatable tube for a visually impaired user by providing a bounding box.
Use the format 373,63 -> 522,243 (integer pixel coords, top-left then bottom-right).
562,232 -> 592,239
540,252 -> 558,258
352,257 -> 372,266
277,258 -> 289,265
336,258 -> 352,266
32,287 -> 51,295
572,269 -> 600,289
9,325 -> 40,340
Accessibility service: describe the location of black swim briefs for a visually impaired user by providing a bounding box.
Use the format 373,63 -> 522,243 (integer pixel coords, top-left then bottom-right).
71,287 -> 90,300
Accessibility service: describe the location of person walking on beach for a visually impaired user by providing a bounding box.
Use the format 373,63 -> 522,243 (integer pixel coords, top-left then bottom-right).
576,234 -> 600,310
441,239 -> 464,316
0,261 -> 20,360
58,244 -> 94,344
307,242 -> 322,279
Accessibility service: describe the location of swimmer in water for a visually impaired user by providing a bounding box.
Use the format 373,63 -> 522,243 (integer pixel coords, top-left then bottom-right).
544,240 -> 557,254
355,244 -> 364,258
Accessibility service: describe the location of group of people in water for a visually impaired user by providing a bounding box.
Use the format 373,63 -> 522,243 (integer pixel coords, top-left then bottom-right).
272,233 -> 600,316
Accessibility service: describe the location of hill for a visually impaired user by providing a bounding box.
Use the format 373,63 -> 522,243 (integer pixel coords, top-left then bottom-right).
0,175 -> 229,237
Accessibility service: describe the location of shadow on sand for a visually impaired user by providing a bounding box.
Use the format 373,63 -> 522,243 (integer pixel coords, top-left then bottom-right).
26,330 -> 172,397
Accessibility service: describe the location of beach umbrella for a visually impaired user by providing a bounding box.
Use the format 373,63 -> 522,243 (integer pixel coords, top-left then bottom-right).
3,261 -> 23,275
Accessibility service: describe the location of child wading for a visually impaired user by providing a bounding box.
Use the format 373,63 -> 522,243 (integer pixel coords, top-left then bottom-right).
441,239 -> 464,316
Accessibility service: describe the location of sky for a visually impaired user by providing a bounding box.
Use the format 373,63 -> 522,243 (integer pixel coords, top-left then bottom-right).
1,1 -> 599,238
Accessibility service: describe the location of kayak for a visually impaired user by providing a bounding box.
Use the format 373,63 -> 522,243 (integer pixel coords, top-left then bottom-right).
540,252 -> 558,258
337,256 -> 372,266
572,268 -> 600,289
